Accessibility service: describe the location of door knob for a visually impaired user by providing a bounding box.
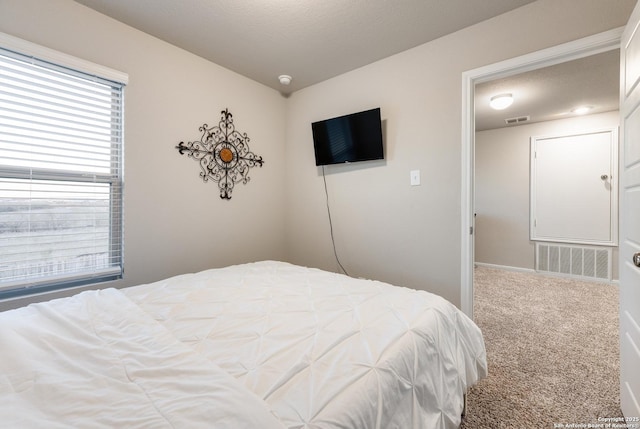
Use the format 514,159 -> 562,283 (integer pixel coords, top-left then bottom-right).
634,252 -> 640,268
601,174 -> 609,180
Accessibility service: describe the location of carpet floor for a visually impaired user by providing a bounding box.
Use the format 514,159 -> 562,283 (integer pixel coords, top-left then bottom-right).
460,266 -> 621,429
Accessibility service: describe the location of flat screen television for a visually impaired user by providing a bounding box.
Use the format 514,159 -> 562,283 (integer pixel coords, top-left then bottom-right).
311,108 -> 384,166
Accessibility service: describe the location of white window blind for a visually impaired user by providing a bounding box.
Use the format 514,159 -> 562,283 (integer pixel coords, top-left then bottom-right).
0,44 -> 125,297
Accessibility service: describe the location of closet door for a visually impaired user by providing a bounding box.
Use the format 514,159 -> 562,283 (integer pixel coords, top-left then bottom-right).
530,128 -> 618,245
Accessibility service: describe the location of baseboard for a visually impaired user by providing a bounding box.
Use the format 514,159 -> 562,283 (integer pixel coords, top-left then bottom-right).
474,262 -> 536,274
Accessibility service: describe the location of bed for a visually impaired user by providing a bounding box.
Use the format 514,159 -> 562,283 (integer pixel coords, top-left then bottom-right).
0,260 -> 486,428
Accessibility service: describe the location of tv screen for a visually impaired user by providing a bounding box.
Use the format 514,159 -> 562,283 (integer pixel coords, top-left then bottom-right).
311,108 -> 383,166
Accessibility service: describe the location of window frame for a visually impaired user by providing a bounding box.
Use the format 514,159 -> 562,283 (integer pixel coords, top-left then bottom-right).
0,32 -> 128,299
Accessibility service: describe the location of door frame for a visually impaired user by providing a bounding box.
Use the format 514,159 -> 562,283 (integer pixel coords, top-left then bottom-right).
460,27 -> 624,319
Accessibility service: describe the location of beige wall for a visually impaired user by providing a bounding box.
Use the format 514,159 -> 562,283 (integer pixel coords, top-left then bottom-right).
283,0 -> 633,305
0,0 -> 288,310
0,0 -> 635,310
475,111 -> 620,278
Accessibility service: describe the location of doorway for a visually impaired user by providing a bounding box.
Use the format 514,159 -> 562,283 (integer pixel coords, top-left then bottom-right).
460,27 -> 623,319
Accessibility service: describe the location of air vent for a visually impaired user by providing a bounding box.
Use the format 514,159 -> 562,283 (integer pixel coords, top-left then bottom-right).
505,115 -> 530,125
535,243 -> 611,282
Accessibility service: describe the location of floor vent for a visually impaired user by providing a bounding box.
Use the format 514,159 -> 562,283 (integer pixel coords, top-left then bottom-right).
535,243 -> 612,281
505,115 -> 530,125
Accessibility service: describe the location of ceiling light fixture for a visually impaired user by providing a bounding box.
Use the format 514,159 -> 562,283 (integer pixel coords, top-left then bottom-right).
278,75 -> 292,85
489,93 -> 514,110
571,106 -> 592,115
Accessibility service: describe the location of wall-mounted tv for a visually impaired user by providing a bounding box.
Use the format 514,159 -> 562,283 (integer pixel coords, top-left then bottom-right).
311,108 -> 384,166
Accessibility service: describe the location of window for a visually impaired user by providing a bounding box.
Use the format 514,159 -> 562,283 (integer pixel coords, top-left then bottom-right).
0,34 -> 127,298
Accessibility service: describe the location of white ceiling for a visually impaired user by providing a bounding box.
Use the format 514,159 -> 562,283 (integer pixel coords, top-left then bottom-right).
72,0 -> 619,131
72,0 -> 536,94
475,49 -> 620,131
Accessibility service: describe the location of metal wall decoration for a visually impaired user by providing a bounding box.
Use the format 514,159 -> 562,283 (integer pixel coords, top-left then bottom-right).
176,108 -> 264,199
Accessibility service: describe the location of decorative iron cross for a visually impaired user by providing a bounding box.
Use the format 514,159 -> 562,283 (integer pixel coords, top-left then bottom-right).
176,109 -> 264,199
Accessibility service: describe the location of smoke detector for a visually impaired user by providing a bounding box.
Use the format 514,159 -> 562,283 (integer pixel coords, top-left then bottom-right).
278,75 -> 292,85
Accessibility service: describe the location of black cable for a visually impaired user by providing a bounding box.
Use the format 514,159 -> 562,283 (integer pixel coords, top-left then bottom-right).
322,166 -> 350,276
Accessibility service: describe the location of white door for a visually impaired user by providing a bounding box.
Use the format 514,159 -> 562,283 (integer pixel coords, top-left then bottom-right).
620,2 -> 640,419
531,129 -> 617,245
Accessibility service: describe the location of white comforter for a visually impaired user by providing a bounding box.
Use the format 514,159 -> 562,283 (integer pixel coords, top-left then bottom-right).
124,261 -> 487,429
0,288 -> 285,429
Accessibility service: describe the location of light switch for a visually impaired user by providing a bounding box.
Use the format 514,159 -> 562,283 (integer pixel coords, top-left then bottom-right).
410,170 -> 420,186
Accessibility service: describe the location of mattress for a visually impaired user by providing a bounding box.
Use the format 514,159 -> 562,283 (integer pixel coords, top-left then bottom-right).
124,260 -> 487,429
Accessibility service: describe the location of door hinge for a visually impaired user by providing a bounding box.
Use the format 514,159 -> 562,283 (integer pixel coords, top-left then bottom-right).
470,226 -> 474,235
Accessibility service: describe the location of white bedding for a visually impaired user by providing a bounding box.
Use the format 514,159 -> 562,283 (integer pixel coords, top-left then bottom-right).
124,260 -> 487,429
0,288 -> 285,429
